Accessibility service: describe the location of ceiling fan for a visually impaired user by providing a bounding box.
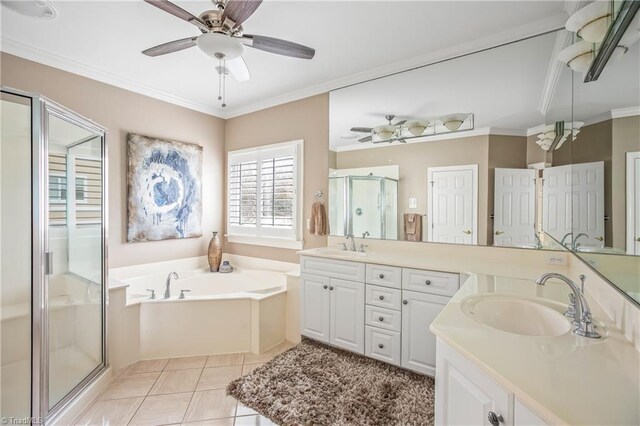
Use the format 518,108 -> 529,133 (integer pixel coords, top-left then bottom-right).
351,114 -> 408,143
142,0 -> 315,107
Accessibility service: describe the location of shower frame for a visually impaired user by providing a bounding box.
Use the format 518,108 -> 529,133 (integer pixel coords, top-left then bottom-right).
2,87 -> 109,423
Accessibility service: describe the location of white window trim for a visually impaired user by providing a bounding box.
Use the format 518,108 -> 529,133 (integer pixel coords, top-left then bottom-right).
226,139 -> 304,249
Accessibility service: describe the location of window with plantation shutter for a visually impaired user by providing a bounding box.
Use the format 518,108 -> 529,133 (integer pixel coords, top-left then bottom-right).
227,140 -> 303,249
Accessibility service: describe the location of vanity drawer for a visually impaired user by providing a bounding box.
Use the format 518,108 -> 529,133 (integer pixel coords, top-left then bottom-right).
300,256 -> 365,282
365,285 -> 402,310
365,305 -> 401,332
402,268 -> 459,297
366,264 -> 402,289
365,326 -> 400,366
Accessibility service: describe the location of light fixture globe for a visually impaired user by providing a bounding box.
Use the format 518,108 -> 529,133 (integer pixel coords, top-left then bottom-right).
1,0 -> 57,19
407,121 -> 428,136
558,40 -> 593,72
441,113 -> 468,131
566,1 -> 611,43
197,33 -> 244,60
374,125 -> 395,140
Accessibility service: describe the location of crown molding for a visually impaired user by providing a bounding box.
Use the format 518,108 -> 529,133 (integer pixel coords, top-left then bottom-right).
526,106 -> 640,135
223,11 -> 568,118
538,29 -> 572,115
0,37 -> 226,118
611,106 -> 640,119
1,11 -> 567,120
333,127 -> 526,152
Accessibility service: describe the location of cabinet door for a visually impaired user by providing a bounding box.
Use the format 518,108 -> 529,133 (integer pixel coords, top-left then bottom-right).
330,278 -> 365,354
435,339 -> 512,426
300,274 -> 330,343
401,290 -> 449,375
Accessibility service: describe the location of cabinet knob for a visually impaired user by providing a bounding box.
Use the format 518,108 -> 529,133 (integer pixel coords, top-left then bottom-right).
425,280 -> 431,285
487,411 -> 504,426
379,274 -> 385,279
329,286 -> 334,291
402,300 -> 408,305
378,316 -> 384,322
323,285 -> 328,289
378,343 -> 384,349
379,295 -> 384,300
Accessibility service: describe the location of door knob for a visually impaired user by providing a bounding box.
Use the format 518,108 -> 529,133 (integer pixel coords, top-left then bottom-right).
323,285 -> 328,289
595,236 -> 604,242
329,286 -> 334,291
425,280 -> 431,285
378,274 -> 385,279
462,230 -> 472,235
379,295 -> 384,300
636,237 -> 640,242
378,316 -> 384,322
495,231 -> 504,235
487,411 -> 504,426
402,300 -> 408,305
378,343 -> 384,349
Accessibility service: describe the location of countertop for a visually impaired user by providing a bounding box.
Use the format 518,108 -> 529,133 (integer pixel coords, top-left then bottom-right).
430,273 -> 640,425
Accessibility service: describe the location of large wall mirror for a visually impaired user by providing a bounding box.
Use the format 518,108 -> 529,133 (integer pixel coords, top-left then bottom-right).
329,30 -> 573,250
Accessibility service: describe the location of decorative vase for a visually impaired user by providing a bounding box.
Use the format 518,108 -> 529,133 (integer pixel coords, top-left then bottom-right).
207,231 -> 222,272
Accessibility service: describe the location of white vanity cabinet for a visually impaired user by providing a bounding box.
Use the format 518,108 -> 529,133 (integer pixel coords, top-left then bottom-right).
436,338 -> 549,426
300,255 -> 460,376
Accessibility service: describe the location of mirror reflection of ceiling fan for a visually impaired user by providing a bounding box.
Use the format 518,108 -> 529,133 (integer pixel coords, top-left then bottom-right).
350,113 -> 472,144
142,0 -> 315,107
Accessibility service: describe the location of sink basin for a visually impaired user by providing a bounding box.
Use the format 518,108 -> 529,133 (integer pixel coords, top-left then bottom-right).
461,295 -> 571,337
576,246 -> 625,254
314,248 -> 367,258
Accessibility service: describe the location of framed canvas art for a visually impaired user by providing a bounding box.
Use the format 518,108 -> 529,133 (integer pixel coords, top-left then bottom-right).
127,133 -> 202,242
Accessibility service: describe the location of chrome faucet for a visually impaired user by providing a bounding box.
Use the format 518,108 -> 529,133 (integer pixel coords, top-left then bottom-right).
164,272 -> 179,299
535,273 -> 600,338
560,232 -> 572,248
572,233 -> 589,249
346,234 -> 356,251
362,231 -> 370,239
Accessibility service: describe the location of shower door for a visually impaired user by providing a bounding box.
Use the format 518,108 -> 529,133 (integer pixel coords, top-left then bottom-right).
40,100 -> 108,420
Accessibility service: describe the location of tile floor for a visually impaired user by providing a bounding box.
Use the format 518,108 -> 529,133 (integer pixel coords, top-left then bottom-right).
74,342 -> 295,425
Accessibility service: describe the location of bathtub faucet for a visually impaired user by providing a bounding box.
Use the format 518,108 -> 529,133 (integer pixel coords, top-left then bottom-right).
164,272 -> 179,299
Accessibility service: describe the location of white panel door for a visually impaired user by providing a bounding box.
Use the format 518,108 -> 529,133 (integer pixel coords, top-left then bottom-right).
627,152 -> 640,254
401,290 -> 449,376
494,168 -> 536,247
428,165 -> 478,245
329,278 -> 365,354
542,164 -> 572,245
300,274 -> 330,343
572,161 -> 605,247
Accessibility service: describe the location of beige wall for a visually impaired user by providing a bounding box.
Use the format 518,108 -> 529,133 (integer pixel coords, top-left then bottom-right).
0,53 -> 226,268
224,94 -> 330,263
612,115 -> 640,249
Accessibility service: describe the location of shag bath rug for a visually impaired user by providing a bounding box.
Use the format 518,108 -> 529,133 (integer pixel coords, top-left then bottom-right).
227,339 -> 435,425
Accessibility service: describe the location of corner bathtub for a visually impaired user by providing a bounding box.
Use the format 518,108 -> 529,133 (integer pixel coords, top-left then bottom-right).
109,256 -> 295,360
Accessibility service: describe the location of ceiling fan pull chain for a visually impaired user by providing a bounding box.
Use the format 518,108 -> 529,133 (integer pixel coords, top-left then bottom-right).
221,57 -> 227,108
217,56 -> 223,102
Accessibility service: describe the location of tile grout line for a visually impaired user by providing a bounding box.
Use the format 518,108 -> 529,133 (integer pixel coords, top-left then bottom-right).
126,360 -> 168,425
180,363 -> 206,424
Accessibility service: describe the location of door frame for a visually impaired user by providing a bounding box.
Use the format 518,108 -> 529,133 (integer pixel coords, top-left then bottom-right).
627,152 -> 640,254
427,164 -> 479,245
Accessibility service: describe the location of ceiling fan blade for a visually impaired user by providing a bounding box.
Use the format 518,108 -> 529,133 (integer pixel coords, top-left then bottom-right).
240,35 -> 315,59
394,120 -> 407,126
142,37 -> 198,57
351,127 -> 373,133
226,56 -> 250,82
398,139 -> 407,143
223,0 -> 262,27
144,0 -> 209,31
358,136 -> 372,143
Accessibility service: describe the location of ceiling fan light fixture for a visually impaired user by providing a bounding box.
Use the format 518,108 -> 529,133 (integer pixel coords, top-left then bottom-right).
566,1 -> 611,43
1,0 -> 57,19
557,40 -> 594,73
374,125 -> 395,140
197,33 -> 244,60
407,121 -> 428,136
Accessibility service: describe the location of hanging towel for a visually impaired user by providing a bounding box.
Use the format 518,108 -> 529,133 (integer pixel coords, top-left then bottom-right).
310,201 -> 327,236
404,213 -> 422,242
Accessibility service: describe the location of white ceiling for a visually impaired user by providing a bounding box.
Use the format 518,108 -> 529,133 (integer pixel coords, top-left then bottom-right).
0,0 -> 568,118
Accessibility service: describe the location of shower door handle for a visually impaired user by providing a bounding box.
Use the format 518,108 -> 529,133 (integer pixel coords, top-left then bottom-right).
45,251 -> 53,275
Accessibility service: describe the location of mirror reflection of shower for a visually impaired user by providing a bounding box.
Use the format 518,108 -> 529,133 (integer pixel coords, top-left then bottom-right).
329,166 -> 398,240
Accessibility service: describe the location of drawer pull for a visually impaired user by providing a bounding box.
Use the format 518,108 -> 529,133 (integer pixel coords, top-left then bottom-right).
329,286 -> 334,291
379,274 -> 385,279
403,300 -> 408,305
425,280 -> 431,285
378,343 -> 384,349
323,285 -> 328,289
487,411 -> 504,426
378,316 -> 384,322
378,295 -> 384,300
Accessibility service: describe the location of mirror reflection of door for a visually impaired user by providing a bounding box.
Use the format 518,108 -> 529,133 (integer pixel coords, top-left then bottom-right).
427,165 -> 478,245
542,165 -> 572,246
627,152 -> 640,255
571,161 -> 605,249
493,168 -> 536,247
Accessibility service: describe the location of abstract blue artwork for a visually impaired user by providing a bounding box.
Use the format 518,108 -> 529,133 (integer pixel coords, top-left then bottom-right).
127,133 -> 202,242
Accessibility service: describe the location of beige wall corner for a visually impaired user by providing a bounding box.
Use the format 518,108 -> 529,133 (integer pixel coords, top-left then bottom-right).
0,52 -> 226,268
224,93 -> 330,263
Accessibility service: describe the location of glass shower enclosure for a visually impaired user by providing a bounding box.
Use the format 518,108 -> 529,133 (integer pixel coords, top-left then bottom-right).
329,175 -> 398,240
1,88 -> 108,422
